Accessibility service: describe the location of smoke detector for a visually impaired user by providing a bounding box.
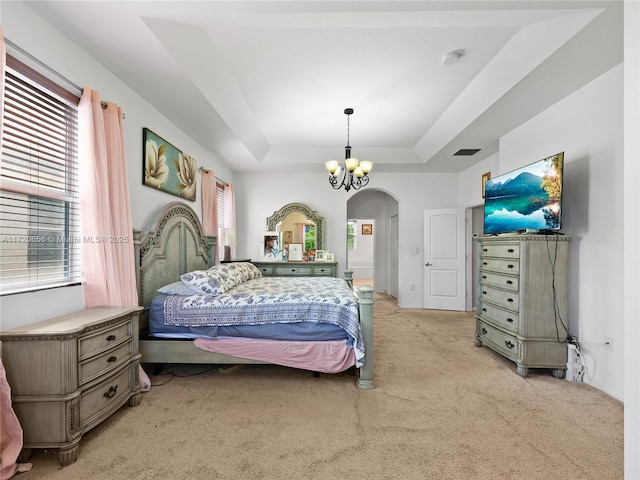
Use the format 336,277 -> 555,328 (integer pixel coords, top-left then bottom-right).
442,50 -> 464,66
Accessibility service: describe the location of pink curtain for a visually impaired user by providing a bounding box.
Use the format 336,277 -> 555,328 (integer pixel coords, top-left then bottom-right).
224,183 -> 236,257
0,28 -> 31,480
201,169 -> 218,264
78,87 -> 138,308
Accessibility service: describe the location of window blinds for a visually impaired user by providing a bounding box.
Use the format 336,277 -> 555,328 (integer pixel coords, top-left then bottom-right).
1,62 -> 81,294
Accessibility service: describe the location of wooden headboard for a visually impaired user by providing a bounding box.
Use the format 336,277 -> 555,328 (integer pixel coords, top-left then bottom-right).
133,202 -> 216,311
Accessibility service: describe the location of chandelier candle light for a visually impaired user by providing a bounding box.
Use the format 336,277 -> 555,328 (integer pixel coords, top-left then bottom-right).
325,108 -> 373,192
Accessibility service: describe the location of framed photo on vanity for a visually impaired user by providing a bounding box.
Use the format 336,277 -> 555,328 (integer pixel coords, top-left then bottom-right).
288,243 -> 303,262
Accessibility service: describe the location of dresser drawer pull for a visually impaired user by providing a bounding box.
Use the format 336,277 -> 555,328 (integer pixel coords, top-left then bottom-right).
506,280 -> 513,285
106,335 -> 116,341
103,385 -> 118,399
107,356 -> 117,363
290,269 -> 296,272
482,308 -> 487,313
507,298 -> 514,303
481,328 -> 487,335
507,318 -> 514,323
483,248 -> 488,252
505,340 -> 515,349
507,264 -> 515,269
508,248 -> 514,253
482,291 -> 487,295
483,262 -> 488,266
319,269 -> 326,272
482,275 -> 487,279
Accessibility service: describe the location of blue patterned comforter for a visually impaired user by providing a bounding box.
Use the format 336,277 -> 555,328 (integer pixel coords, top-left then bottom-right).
163,276 -> 364,366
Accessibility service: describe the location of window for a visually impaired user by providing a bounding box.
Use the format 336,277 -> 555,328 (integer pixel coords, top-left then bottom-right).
216,181 -> 225,260
347,220 -> 356,250
0,56 -> 80,294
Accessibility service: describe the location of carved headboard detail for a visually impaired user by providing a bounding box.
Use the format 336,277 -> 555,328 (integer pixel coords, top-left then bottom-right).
133,202 -> 216,311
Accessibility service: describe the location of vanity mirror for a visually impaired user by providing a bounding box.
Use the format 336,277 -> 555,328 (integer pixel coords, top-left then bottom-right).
267,203 -> 324,253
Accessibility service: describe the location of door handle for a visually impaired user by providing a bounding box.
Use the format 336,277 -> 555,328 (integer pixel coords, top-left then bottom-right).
425,263 -> 433,267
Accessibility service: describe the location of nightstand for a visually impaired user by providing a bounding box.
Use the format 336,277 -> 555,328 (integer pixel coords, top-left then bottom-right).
0,306 -> 143,465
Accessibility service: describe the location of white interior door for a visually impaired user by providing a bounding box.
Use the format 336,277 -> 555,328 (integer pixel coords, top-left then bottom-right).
423,209 -> 466,310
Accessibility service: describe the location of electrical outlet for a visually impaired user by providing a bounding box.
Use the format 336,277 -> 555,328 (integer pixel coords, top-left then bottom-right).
605,336 -> 614,351
410,284 -> 415,291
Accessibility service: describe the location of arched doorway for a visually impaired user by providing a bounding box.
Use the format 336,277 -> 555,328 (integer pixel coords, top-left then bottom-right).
346,189 -> 399,297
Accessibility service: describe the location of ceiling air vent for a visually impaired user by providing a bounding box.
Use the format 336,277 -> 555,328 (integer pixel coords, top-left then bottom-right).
453,148 -> 481,156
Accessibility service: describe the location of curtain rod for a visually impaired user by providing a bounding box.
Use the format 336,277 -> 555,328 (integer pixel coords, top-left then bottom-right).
199,167 -> 226,185
5,38 -> 82,95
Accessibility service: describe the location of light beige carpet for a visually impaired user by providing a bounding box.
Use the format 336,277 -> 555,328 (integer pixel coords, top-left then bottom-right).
17,293 -> 623,479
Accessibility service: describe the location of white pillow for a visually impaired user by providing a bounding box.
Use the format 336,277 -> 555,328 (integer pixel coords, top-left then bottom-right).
180,267 -> 244,296
157,281 -> 195,296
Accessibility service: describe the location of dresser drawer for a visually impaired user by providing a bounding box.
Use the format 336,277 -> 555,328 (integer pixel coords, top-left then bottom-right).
80,363 -> 134,429
479,243 -> 520,259
79,320 -> 132,359
480,257 -> 520,275
312,265 -> 334,276
480,285 -> 519,311
477,301 -> 519,333
79,339 -> 134,386
479,271 -> 518,291
256,264 -> 275,276
275,265 -> 313,276
477,321 -> 521,362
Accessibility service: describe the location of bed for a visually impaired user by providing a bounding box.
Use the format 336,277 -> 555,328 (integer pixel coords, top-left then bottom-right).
133,202 -> 375,388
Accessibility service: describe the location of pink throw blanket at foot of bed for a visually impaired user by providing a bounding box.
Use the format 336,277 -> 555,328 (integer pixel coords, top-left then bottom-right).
193,338 -> 356,373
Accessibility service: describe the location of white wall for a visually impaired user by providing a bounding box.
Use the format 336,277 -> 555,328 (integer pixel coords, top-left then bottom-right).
498,65 -> 624,399
0,2 -> 233,328
234,171 -> 458,308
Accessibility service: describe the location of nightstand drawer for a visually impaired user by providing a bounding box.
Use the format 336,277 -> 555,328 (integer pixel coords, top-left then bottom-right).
79,339 -> 134,386
79,321 -> 132,359
80,363 -> 134,429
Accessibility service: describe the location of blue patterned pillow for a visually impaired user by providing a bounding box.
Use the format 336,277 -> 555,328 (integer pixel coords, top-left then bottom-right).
220,262 -> 262,281
180,267 -> 244,296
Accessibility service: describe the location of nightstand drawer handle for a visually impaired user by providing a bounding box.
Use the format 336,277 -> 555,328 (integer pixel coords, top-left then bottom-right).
106,335 -> 116,341
482,275 -> 487,279
482,291 -> 487,295
483,248 -> 488,252
507,318 -> 514,323
482,308 -> 487,313
107,356 -> 117,363
508,248 -> 514,253
506,280 -> 513,285
507,264 -> 514,269
505,340 -> 515,349
507,298 -> 514,303
481,328 -> 487,334
103,385 -> 118,399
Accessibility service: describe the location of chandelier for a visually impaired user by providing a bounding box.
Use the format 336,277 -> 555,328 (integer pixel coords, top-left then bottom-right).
325,108 -> 373,192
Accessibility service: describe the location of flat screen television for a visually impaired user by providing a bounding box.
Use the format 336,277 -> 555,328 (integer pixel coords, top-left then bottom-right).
483,152 -> 564,235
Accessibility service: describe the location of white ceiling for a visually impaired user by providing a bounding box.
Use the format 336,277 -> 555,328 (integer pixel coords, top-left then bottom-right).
22,1 -> 623,174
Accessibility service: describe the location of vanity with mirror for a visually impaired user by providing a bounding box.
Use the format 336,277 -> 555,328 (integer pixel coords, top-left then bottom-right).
252,203 -> 337,277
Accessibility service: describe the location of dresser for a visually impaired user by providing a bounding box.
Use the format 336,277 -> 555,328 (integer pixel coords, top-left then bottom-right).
474,235 -> 571,378
252,261 -> 337,277
0,306 -> 143,465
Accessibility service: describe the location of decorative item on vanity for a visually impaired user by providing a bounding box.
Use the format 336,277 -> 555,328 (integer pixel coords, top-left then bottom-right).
325,108 -> 373,192
221,228 -> 236,262
261,231 -> 282,261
